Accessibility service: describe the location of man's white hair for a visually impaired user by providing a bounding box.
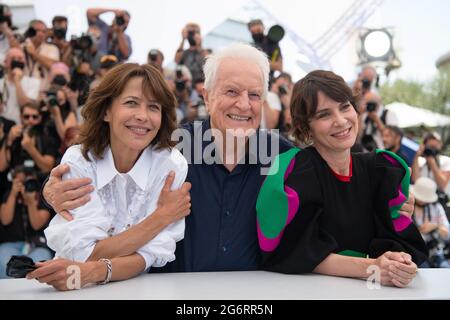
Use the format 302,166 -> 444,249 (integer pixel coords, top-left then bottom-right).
203,43 -> 270,99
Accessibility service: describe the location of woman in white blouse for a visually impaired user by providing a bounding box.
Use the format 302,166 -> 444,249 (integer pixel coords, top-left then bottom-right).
26,63 -> 191,290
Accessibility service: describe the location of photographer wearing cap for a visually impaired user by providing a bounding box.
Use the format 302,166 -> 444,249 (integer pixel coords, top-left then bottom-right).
90,54 -> 118,91
411,177 -> 450,268
247,19 -> 283,79
147,48 -> 164,73
23,20 -> 60,81
0,4 -> 20,64
412,133 -> 450,203
0,48 -> 41,124
175,23 -> 205,85
0,102 -> 57,176
86,8 -> 132,61
0,164 -> 53,278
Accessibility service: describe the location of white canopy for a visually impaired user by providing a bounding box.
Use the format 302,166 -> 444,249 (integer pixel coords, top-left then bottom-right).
385,102 -> 450,128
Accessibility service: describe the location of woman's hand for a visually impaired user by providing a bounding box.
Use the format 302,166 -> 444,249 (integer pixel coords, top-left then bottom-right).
374,251 -> 418,288
22,191 -> 38,208
156,171 -> 192,225
27,259 -> 96,291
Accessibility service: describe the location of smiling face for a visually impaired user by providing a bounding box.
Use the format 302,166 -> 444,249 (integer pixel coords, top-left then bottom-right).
309,91 -> 358,155
104,77 -> 162,158
204,57 -> 264,136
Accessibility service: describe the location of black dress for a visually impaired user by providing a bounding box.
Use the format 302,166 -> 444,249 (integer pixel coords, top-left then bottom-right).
256,147 -> 428,274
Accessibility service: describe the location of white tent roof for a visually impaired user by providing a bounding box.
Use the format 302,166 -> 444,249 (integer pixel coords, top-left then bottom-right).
385,102 -> 450,128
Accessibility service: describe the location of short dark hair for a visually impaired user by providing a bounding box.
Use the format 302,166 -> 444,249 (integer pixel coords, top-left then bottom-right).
385,125 -> 404,139
29,19 -> 46,29
290,70 -> 358,144
20,101 -> 40,114
277,72 -> 292,82
52,16 -> 68,26
247,19 -> 263,29
78,63 -> 178,161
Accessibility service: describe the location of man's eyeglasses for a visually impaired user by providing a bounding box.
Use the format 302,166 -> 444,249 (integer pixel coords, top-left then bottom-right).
23,114 -> 40,120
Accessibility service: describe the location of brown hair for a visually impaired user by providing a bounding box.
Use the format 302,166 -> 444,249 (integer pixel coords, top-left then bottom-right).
290,70 -> 358,144
79,63 -> 178,161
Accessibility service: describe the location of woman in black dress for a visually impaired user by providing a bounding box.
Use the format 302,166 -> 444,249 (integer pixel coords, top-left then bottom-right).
256,70 -> 427,287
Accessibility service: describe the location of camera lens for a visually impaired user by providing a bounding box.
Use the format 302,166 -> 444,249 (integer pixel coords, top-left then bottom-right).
175,79 -> 186,92
115,16 -> 125,26
24,178 -> 40,193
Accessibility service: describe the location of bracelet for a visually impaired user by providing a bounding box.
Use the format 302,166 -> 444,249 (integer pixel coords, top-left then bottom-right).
97,258 -> 112,285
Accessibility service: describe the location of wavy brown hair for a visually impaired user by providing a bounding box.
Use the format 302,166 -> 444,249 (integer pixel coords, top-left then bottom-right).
78,63 -> 177,161
290,70 -> 359,145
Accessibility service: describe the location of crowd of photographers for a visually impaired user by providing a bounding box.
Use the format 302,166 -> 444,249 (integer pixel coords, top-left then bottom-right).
0,5 -> 448,278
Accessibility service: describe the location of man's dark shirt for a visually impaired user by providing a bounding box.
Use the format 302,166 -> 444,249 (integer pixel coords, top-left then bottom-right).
153,119 -> 293,272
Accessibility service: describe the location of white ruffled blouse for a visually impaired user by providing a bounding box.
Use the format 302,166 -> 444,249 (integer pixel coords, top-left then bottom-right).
44,144 -> 188,270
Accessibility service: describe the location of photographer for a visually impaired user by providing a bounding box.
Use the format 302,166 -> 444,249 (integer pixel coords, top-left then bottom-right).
270,72 -> 293,135
86,8 -> 132,61
147,48 -> 173,81
358,90 -> 398,151
23,20 -> 59,81
353,64 -> 379,95
0,106 -> 15,200
247,19 -> 283,79
90,54 -> 118,91
0,48 -> 41,124
45,87 -> 78,156
382,125 -> 409,164
174,23 -> 205,84
0,165 -> 53,278
0,102 -> 57,175
49,16 -> 69,58
411,177 -> 450,268
412,132 -> 450,198
170,64 -> 197,123
0,4 -> 20,63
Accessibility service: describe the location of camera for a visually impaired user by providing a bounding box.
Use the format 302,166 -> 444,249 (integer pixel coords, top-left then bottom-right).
0,4 -> 8,24
187,30 -> 196,46
52,75 -> 67,87
10,60 -> 25,70
115,15 -> 125,26
175,66 -> 186,91
279,85 -> 288,96
149,49 -> 158,62
23,26 -> 36,39
362,78 -> 372,90
423,147 -> 439,157
24,177 -> 40,193
70,34 -> 93,51
366,101 -> 377,113
45,90 -> 58,108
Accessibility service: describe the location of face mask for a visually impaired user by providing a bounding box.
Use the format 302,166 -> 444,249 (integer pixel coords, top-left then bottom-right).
53,27 -> 67,40
11,60 -> 25,70
252,32 -> 264,43
52,75 -> 67,87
